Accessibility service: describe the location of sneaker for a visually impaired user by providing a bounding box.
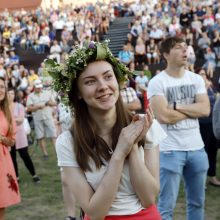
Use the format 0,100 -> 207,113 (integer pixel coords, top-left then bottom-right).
33,176 -> 40,183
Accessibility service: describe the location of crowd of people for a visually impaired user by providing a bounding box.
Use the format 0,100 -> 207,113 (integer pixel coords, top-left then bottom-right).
118,0 -> 220,79
0,0 -> 220,220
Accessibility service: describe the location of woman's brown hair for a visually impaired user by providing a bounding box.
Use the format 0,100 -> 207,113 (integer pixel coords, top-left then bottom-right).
69,64 -> 136,172
0,77 -> 13,137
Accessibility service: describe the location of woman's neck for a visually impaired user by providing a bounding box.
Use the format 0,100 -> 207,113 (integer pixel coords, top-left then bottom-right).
89,107 -> 116,136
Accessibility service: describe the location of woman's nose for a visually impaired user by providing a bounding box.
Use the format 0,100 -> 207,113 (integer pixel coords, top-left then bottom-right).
97,79 -> 108,90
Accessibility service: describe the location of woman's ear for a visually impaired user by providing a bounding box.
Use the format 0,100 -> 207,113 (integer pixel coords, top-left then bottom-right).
163,52 -> 168,60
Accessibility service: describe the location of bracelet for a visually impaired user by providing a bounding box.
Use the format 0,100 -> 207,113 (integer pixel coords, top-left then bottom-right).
173,101 -> 177,110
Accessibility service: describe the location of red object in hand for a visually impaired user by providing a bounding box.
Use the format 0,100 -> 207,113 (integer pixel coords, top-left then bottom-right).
143,91 -> 149,112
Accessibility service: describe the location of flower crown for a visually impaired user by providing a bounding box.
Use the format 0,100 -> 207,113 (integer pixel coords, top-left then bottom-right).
44,40 -> 133,105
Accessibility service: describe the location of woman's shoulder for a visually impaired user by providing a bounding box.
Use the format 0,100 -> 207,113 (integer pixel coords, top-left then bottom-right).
56,130 -> 79,167
56,130 -> 73,147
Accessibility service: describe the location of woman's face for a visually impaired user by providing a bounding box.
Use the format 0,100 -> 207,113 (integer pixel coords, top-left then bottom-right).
7,90 -> 15,102
0,79 -> 6,102
77,60 -> 119,113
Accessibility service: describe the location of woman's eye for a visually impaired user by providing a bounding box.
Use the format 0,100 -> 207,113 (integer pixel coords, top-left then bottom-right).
105,75 -> 113,80
85,80 -> 95,85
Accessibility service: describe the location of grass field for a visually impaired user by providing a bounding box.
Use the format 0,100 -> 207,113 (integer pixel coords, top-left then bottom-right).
7,140 -> 220,220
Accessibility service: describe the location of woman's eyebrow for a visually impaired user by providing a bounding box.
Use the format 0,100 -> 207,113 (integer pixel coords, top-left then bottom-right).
82,70 -> 112,80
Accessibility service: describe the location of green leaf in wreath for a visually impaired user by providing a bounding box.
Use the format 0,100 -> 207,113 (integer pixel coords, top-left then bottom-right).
96,44 -> 108,60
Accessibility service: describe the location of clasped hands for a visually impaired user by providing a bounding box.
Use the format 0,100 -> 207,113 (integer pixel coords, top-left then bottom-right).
116,107 -> 154,158
132,107 -> 154,144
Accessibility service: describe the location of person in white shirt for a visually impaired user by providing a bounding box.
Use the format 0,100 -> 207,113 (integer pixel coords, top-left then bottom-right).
47,41 -> 164,220
148,36 -> 210,220
26,79 -> 57,158
186,43 -> 196,72
135,70 -> 149,97
49,40 -> 62,63
38,31 -> 50,53
149,26 -> 163,41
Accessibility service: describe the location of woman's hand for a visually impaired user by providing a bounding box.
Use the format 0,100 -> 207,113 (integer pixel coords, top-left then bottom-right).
0,135 -> 15,146
132,107 -> 154,143
15,117 -> 24,126
114,120 -> 145,158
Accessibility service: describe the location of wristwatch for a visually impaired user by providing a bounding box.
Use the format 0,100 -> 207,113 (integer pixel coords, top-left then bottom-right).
173,101 -> 177,110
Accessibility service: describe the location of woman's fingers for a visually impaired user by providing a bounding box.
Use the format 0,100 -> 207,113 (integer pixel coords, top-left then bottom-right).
132,114 -> 140,122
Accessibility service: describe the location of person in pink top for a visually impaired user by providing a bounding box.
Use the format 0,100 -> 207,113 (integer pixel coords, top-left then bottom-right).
0,77 -> 20,220
7,87 -> 40,183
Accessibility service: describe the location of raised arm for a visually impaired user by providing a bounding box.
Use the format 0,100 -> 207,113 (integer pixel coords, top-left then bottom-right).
128,110 -> 160,207
128,144 -> 160,208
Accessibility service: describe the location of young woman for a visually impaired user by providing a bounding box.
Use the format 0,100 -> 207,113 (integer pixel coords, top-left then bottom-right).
45,41 -> 163,220
0,77 -> 20,220
7,88 -> 40,183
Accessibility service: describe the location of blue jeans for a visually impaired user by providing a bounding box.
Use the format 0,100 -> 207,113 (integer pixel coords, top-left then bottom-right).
158,149 -> 209,220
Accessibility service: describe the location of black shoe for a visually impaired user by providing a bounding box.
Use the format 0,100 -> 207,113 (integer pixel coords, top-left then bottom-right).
33,176 -> 40,183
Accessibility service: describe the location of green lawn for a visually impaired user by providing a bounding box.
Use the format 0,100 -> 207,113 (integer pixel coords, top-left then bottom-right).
7,141 -> 220,220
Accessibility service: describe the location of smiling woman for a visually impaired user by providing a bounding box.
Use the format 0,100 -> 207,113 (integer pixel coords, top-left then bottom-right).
77,61 -> 119,112
45,41 -> 164,220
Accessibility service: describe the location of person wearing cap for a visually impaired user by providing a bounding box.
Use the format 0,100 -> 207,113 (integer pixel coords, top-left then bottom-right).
26,79 -> 57,159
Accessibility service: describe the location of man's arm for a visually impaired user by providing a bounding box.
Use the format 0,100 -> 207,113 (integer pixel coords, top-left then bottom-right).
27,103 -> 45,112
124,98 -> 142,112
175,93 -> 210,118
150,95 -> 188,124
46,99 -> 57,107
